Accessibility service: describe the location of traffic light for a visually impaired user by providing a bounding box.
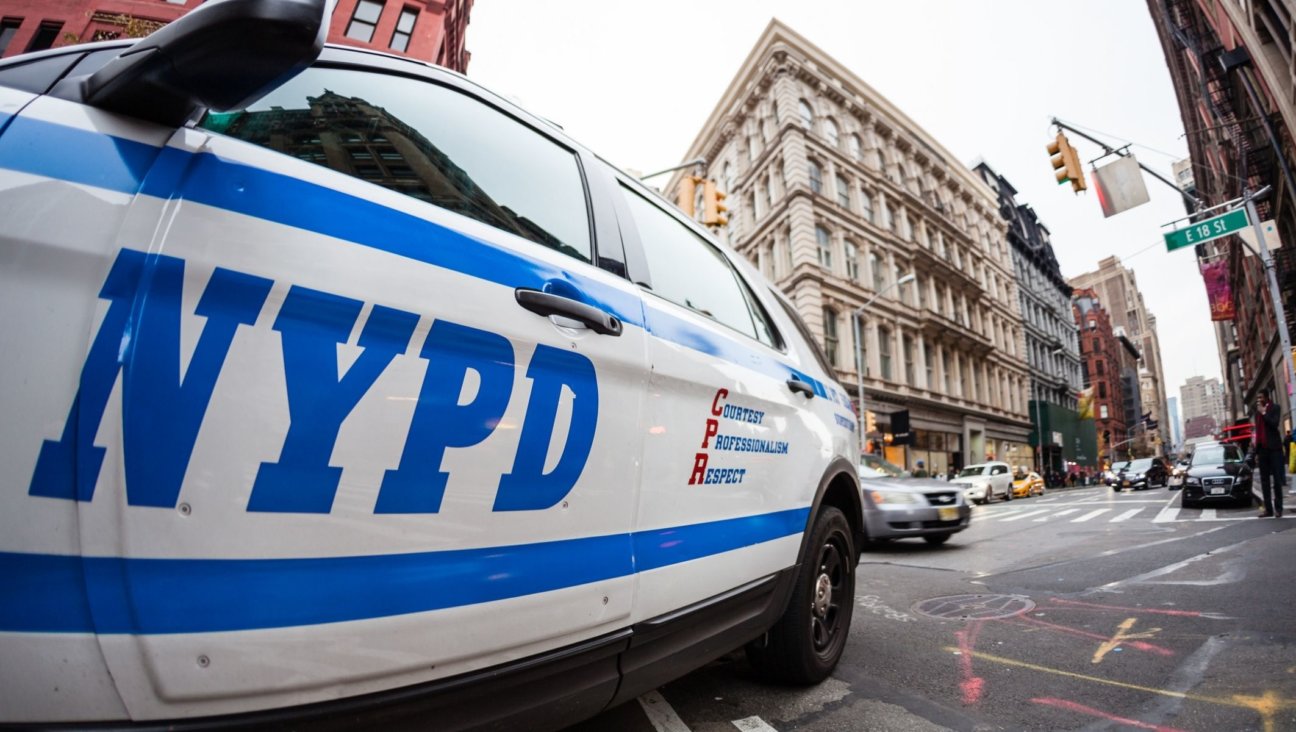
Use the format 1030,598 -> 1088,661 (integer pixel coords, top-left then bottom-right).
702,180 -> 729,227
864,409 -> 877,436
1047,132 -> 1087,193
675,176 -> 702,217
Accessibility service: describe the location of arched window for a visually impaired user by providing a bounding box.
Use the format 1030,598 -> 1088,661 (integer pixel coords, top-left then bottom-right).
870,252 -> 885,292
815,225 -> 833,269
798,99 -> 814,130
835,174 -> 850,208
849,134 -> 862,160
823,118 -> 839,148
822,307 -> 839,367
808,160 -> 823,194
844,240 -> 859,280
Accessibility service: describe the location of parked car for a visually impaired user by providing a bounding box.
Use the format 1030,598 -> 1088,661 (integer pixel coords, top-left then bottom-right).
0,5 -> 863,728
1010,467 -> 1044,498
952,461 -> 1014,504
1112,457 -> 1169,491
857,455 -> 972,545
1182,443 -> 1255,508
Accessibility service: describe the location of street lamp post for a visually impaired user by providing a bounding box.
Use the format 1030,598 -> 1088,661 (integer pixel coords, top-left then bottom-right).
852,273 -> 915,458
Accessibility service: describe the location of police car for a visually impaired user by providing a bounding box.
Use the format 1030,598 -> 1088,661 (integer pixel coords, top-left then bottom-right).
0,1 -> 864,728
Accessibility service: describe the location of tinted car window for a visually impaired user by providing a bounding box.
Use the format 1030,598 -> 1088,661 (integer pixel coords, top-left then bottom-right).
200,67 -> 593,263
621,185 -> 775,345
0,52 -> 81,93
1192,444 -> 1242,465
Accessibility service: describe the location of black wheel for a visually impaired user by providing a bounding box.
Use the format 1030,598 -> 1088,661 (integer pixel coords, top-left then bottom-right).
924,533 -> 952,546
1004,486 -> 1012,501
1183,498 -> 1198,509
747,506 -> 855,684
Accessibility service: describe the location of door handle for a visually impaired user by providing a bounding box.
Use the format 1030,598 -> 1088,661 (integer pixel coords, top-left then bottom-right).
786,378 -> 815,399
515,288 -> 622,336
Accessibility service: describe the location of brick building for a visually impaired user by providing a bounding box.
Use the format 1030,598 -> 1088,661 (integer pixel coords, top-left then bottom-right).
0,0 -> 472,72
1074,288 -> 1129,465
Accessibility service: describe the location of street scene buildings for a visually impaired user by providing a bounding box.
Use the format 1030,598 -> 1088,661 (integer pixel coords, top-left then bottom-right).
669,20 -> 1033,474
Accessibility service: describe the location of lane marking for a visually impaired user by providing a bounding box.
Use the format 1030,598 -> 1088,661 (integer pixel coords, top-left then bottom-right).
1099,536 -> 1255,590
1072,508 -> 1112,523
1201,509 -> 1217,521
732,717 -> 779,732
1000,509 -> 1051,522
1112,508 -> 1144,522
1035,508 -> 1079,522
639,691 -> 692,732
1152,491 -> 1184,523
1092,617 -> 1161,664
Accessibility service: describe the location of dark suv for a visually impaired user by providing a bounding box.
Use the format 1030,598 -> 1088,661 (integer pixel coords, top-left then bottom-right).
1182,443 -> 1254,508
1112,457 -> 1169,491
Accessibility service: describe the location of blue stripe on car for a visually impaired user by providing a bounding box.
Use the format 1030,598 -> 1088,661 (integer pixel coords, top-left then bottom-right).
0,507 -> 809,634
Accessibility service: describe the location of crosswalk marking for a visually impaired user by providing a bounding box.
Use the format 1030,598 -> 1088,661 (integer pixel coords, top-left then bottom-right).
1071,508 -> 1111,522
1201,509 -> 1217,521
1111,508 -> 1143,522
1001,509 -> 1052,522
1036,508 -> 1079,521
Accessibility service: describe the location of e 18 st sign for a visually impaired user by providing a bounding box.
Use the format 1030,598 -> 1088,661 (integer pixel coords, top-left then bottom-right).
1164,208 -> 1249,252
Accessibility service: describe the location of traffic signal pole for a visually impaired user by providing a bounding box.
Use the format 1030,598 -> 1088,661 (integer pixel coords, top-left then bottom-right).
1245,191 -> 1296,427
1050,118 -> 1201,211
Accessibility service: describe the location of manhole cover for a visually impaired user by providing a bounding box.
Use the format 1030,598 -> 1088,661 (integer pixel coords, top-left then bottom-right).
912,594 -> 1035,620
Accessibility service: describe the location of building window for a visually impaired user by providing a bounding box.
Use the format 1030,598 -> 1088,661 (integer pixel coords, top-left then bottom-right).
878,328 -> 893,381
823,118 -> 839,148
845,241 -> 859,281
915,276 -> 925,309
798,99 -> 814,130
25,20 -> 62,52
870,252 -> 884,292
860,188 -> 873,223
0,18 -> 21,56
925,346 -> 934,387
903,335 -> 915,385
1100,404 -> 1109,419
943,352 -> 952,394
390,6 -> 418,52
816,225 -> 833,269
1097,359 -> 1105,375
1098,382 -> 1107,398
849,134 -> 862,160
836,175 -> 850,208
809,160 -> 823,194
823,308 -> 839,367
346,0 -> 385,43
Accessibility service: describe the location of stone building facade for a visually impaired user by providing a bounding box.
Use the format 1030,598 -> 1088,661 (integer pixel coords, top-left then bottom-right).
975,163 -> 1093,472
669,20 -> 1031,473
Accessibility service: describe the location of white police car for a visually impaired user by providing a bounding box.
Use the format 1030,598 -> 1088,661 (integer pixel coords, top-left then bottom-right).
0,1 -> 863,728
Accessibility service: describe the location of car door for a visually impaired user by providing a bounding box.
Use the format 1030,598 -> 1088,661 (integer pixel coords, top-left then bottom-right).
610,177 -> 840,624
991,463 -> 1012,494
21,57 -> 650,720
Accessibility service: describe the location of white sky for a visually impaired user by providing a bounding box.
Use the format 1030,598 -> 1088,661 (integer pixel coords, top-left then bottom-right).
466,0 -> 1223,403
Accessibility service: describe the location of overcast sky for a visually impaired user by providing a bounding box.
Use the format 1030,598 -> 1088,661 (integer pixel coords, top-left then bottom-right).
467,0 -> 1223,404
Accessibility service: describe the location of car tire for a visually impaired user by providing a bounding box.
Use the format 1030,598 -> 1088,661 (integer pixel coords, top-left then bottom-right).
1004,486 -> 1012,501
747,506 -> 855,684
924,533 -> 952,546
1183,497 -> 1197,509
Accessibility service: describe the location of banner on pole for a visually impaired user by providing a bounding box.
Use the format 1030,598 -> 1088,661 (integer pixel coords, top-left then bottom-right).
1200,258 -> 1235,321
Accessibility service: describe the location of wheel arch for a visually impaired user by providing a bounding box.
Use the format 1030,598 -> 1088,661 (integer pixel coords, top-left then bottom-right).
798,457 -> 864,565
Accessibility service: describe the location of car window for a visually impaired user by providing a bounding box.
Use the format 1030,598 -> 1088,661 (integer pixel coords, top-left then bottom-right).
1192,445 -> 1241,465
620,185 -> 775,346
772,289 -> 832,373
0,52 -> 82,93
958,466 -> 985,477
199,66 -> 594,264
859,454 -> 909,478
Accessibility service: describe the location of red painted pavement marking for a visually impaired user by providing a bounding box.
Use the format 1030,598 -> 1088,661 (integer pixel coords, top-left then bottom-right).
954,619 -> 986,704
1005,615 -> 1175,656
1031,697 -> 1188,732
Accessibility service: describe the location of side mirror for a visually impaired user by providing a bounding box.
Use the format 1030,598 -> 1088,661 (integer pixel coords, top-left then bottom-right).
71,0 -> 327,126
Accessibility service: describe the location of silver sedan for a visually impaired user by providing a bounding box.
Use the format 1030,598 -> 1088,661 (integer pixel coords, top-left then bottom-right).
858,455 -> 973,546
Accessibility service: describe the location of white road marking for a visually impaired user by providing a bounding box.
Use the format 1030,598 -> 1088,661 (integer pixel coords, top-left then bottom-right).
1000,509 -> 1052,522
1200,509 -> 1217,521
1152,491 -> 1184,523
639,691 -> 692,732
732,717 -> 780,732
1035,508 -> 1079,521
1111,508 -> 1143,522
1071,508 -> 1111,522
1100,535 -> 1255,589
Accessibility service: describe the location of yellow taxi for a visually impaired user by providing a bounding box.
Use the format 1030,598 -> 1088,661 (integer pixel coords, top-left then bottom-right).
1011,467 -> 1044,498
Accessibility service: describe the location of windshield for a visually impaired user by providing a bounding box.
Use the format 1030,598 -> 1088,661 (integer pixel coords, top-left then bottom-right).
1126,459 -> 1154,472
1192,445 -> 1242,466
1111,462 -> 1131,473
859,454 -> 910,478
958,466 -> 986,477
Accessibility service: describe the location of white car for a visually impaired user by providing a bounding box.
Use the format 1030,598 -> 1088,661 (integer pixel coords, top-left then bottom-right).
953,461 -> 1015,504
0,3 -> 862,728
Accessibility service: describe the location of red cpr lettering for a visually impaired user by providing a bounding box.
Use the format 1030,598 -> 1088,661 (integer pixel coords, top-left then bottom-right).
711,388 -> 728,416
688,453 -> 709,485
702,418 -> 718,448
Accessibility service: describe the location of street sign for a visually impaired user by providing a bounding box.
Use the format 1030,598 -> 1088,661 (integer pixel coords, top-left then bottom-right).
1164,208 -> 1249,251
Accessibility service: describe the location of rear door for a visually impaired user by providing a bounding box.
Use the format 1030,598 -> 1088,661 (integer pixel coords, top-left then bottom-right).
611,178 -> 845,623
24,57 -> 650,720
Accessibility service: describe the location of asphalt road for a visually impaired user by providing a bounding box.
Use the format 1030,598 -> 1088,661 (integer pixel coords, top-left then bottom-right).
566,484 -> 1296,731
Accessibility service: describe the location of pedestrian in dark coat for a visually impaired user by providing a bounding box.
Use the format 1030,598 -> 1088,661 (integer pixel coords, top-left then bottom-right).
1253,392 -> 1285,518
